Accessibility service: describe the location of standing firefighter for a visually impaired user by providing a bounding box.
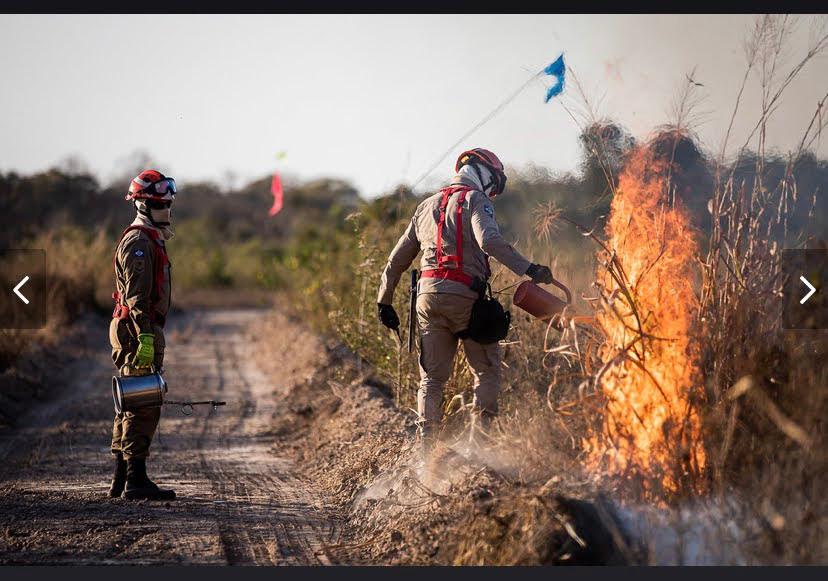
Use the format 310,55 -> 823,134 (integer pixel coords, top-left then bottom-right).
108,170 -> 177,500
377,148 -> 554,458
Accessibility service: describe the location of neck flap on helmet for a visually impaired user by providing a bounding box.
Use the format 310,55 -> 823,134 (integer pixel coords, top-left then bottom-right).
457,163 -> 503,197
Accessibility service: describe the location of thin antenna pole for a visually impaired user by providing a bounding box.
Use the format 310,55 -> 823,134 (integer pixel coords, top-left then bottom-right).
409,68 -> 546,192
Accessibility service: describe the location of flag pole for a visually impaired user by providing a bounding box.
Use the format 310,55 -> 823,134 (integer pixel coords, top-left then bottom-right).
409,68 -> 546,192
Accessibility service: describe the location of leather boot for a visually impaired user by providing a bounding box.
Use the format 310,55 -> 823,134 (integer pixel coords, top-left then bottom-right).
123,458 -> 176,500
108,453 -> 127,498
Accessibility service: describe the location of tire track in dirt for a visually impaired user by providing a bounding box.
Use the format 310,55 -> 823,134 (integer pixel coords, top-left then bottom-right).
0,308 -> 342,565
178,311 -> 338,565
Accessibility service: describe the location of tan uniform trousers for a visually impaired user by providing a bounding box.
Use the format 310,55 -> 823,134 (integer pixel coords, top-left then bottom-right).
110,319 -> 166,460
416,292 -> 501,439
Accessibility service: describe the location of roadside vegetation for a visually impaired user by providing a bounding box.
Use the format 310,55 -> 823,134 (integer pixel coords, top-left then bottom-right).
272,16 -> 828,564
0,14 -> 825,564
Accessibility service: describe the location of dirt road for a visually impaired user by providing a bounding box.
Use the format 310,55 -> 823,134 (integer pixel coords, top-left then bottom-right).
0,309 -> 343,565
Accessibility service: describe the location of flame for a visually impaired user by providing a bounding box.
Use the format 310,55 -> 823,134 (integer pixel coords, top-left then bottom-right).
587,145 -> 706,494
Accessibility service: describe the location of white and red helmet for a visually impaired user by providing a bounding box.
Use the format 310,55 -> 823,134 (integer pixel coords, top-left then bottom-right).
126,169 -> 177,202
455,148 -> 507,196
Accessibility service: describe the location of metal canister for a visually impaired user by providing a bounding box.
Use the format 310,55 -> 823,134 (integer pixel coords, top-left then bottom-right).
112,372 -> 167,414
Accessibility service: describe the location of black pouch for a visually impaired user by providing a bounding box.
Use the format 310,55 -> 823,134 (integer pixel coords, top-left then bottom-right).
458,283 -> 511,344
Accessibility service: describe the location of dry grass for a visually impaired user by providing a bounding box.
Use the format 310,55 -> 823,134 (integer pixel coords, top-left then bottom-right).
0,227 -> 110,370
0,227 -> 111,427
532,15 -> 828,561
276,15 -> 827,565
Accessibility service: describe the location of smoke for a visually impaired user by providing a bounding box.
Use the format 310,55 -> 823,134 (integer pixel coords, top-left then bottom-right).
614,497 -> 753,565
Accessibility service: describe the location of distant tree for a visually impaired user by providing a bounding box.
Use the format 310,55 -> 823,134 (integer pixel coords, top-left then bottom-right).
57,154 -> 91,176
650,128 -> 714,233
107,150 -> 163,189
577,121 -> 636,210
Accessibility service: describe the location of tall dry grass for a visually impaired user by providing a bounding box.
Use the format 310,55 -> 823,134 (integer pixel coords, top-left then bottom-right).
531,14 -> 828,561
0,226 -> 111,372
280,15 -> 827,564
695,15 -> 828,562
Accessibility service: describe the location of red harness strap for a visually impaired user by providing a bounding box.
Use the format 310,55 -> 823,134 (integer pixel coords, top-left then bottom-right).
421,186 -> 474,287
111,225 -> 170,322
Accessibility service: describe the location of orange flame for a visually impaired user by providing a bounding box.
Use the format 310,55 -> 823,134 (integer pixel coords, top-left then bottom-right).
587,145 -> 706,494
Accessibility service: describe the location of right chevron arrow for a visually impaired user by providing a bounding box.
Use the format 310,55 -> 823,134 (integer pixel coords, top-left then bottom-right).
799,275 -> 816,305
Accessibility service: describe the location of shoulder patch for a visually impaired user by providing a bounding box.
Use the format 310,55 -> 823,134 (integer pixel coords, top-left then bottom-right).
484,204 -> 494,217
134,249 -> 144,257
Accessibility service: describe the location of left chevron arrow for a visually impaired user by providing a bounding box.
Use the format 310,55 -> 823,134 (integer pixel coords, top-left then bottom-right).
13,275 -> 30,305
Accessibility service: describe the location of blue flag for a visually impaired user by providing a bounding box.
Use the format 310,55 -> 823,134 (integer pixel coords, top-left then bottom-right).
543,54 -> 566,103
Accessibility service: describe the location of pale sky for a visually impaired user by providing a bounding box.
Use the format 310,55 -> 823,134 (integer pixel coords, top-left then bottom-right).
0,14 -> 826,197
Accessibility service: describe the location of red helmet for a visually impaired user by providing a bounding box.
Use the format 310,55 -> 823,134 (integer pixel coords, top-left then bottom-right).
126,169 -> 177,201
455,148 -> 507,196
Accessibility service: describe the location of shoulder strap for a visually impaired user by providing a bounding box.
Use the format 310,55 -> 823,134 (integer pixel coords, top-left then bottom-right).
113,225 -> 169,307
435,186 -> 470,271
113,225 -> 166,272
434,188 -> 452,268
454,189 -> 468,270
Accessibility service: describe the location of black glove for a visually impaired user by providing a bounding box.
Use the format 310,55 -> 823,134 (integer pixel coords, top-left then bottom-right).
377,303 -> 400,330
526,263 -> 554,284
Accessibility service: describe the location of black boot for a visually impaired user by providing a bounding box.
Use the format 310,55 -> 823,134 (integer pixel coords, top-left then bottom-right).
123,458 -> 176,501
108,453 -> 127,498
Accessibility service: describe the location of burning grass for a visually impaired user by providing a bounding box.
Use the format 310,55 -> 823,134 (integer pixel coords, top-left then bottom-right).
278,128 -> 825,561
584,145 -> 706,498
272,15 -> 827,564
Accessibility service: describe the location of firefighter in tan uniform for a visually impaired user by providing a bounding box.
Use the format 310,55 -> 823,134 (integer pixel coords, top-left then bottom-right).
377,149 -> 554,458
108,170 -> 176,500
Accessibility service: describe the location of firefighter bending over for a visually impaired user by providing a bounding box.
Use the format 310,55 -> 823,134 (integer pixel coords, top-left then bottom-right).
376,149 -> 554,459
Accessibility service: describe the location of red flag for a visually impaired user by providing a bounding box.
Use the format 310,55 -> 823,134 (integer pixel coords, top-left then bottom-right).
269,173 -> 284,217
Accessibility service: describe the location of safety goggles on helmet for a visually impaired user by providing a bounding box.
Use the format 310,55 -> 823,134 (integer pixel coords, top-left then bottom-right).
126,177 -> 177,201
138,177 -> 176,200
153,178 -> 176,196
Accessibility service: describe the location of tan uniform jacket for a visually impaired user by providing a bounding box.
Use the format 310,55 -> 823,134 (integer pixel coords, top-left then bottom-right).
114,228 -> 172,336
110,226 -> 170,459
377,177 -> 532,304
